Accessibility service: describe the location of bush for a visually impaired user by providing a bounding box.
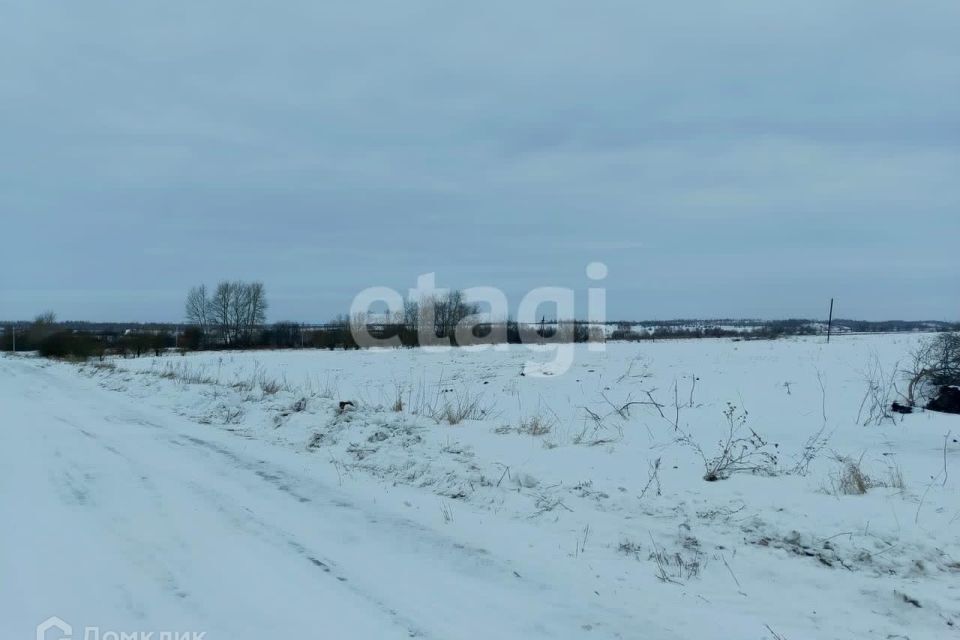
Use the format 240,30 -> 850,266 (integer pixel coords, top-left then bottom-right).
906,332 -> 960,405
678,403 -> 779,481
38,332 -> 99,360
181,327 -> 205,351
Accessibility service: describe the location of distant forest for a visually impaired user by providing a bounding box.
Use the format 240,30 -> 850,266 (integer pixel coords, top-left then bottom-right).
2,313 -> 957,359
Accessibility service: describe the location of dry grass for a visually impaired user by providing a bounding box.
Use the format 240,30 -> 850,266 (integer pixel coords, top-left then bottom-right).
430,390 -> 491,425
259,376 -> 282,395
887,461 -> 907,492
838,458 -> 871,495
388,382 -> 405,412
827,454 -> 906,495
647,533 -> 704,583
517,413 -> 554,436
156,362 -> 216,385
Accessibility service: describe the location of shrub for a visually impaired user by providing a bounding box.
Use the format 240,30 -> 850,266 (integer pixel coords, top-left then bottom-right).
38,332 -> 98,361
906,332 -> 960,405
678,403 -> 779,481
181,327 -> 205,351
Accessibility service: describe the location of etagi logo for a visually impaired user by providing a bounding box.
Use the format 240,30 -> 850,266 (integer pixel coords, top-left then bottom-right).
349,263 -> 609,376
37,617 -> 72,640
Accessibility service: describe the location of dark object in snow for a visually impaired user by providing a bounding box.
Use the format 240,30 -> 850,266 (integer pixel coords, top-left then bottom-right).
338,400 -> 355,412
896,591 -> 922,608
891,402 -> 913,414
926,386 -> 960,415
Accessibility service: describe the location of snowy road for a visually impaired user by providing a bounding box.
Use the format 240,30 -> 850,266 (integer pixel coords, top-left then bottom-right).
0,356 -> 657,640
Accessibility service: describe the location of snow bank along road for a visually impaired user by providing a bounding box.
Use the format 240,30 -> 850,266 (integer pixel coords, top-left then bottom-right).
0,356 -> 662,640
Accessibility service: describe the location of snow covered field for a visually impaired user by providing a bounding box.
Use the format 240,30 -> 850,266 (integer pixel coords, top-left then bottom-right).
2,334 -> 958,639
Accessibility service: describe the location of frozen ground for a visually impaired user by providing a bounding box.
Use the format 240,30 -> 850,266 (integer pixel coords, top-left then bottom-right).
2,334 -> 958,639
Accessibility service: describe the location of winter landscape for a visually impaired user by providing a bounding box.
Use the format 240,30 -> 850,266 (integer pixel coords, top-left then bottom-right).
3,2 -> 959,639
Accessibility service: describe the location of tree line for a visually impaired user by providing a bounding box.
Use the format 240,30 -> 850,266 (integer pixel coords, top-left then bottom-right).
8,282 -> 957,360
0,311 -> 174,360
180,286 -> 599,350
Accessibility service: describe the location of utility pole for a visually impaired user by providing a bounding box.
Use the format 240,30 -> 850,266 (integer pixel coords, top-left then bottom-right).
11,323 -> 16,353
826,298 -> 834,343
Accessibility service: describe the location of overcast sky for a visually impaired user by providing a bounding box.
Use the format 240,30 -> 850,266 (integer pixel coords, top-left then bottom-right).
1,1 -> 957,322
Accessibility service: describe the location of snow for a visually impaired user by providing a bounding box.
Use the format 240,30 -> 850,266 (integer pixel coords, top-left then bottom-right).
2,334 -> 958,639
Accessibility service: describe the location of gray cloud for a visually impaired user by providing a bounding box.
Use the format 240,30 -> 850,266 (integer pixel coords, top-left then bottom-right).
1,1 -> 958,321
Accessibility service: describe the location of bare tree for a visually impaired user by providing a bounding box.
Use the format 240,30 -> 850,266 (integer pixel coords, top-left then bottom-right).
229,282 -> 249,344
34,310 -> 56,325
209,281 -> 234,344
189,281 -> 268,347
429,290 -> 479,340
245,281 -> 268,336
27,310 -> 58,347
185,285 -> 210,340
403,299 -> 420,332
906,332 -> 960,405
